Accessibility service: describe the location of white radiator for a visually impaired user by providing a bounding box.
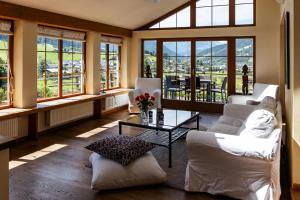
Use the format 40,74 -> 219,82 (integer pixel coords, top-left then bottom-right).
0,117 -> 28,138
45,102 -> 93,127
104,94 -> 128,111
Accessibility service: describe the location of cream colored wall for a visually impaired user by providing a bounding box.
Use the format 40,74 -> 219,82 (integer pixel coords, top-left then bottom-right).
129,0 -> 281,88
0,149 -> 9,200
282,0 -> 300,186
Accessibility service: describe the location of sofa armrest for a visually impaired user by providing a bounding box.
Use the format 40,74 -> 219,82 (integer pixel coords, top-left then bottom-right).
128,89 -> 142,105
223,104 -> 256,120
186,130 -> 277,161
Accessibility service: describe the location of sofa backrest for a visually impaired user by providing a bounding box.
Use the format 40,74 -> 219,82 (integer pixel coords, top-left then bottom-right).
135,78 -> 161,94
253,83 -> 279,101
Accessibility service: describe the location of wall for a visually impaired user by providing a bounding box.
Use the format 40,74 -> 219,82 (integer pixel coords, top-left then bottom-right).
281,0 -> 300,187
129,0 -> 281,88
0,149 -> 9,200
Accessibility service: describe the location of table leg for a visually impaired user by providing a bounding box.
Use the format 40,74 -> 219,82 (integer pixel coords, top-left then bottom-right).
168,131 -> 172,168
119,122 -> 122,135
197,115 -> 200,130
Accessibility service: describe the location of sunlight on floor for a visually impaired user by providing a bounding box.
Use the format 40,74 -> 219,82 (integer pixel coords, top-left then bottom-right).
9,160 -> 27,170
76,127 -> 107,138
76,120 -> 120,138
19,144 -> 67,161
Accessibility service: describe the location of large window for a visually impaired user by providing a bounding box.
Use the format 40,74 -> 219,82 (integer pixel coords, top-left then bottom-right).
196,0 -> 229,27
144,0 -> 255,30
235,38 -> 254,93
100,43 -> 121,90
37,27 -> 85,101
150,6 -> 190,29
0,34 -> 10,107
142,40 -> 157,78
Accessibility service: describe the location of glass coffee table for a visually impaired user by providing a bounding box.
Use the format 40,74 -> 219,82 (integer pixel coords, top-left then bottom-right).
119,109 -> 200,167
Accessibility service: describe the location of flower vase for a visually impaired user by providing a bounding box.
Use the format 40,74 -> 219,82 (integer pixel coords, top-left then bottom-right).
140,110 -> 149,123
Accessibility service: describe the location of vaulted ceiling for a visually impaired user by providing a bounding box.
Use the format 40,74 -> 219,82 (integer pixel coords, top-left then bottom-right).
0,0 -> 189,30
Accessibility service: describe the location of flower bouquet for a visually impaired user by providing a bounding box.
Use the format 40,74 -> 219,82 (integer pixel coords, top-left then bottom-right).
135,93 -> 155,122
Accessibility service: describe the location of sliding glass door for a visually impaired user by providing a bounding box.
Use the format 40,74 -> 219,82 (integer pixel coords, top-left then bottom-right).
162,41 -> 191,101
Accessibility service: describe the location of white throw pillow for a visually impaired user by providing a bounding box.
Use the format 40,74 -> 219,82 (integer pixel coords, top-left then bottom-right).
89,152 -> 167,191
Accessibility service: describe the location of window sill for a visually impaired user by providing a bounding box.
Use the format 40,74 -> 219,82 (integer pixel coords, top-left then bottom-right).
0,88 -> 131,120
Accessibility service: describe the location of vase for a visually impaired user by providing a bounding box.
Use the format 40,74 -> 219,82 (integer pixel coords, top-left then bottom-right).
140,110 -> 149,123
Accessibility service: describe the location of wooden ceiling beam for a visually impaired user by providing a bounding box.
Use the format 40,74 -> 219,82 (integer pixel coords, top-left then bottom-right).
0,1 -> 132,37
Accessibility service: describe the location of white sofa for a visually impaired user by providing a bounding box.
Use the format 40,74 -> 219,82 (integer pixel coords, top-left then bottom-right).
228,83 -> 279,105
185,98 -> 282,200
128,78 -> 161,113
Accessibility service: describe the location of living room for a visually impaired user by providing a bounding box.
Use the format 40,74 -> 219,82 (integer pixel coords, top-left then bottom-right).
0,0 -> 299,199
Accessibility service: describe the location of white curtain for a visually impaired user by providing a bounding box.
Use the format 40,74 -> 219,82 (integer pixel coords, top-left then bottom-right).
37,26 -> 86,41
0,20 -> 13,35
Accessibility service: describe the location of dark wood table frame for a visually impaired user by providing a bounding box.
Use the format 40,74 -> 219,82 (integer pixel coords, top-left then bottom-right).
119,113 -> 200,168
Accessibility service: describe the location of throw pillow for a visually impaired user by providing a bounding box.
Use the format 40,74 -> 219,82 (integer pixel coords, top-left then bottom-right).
86,135 -> 155,166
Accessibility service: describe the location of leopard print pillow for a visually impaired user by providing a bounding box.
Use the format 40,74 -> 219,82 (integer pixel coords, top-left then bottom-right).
86,135 -> 156,166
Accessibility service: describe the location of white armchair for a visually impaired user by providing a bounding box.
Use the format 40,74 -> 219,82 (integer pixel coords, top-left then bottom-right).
185,101 -> 282,200
128,78 -> 161,113
228,83 -> 279,105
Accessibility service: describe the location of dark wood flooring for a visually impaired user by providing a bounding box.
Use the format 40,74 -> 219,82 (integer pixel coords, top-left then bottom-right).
8,109 -> 291,200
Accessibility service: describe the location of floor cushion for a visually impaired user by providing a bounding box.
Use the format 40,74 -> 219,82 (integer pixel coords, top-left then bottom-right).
89,152 -> 167,191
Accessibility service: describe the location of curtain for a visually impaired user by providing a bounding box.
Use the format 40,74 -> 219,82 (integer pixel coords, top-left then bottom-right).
100,35 -> 122,45
37,26 -> 86,41
0,20 -> 13,35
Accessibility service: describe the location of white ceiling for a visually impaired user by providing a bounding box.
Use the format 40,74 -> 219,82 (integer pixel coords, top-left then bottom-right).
1,0 -> 189,30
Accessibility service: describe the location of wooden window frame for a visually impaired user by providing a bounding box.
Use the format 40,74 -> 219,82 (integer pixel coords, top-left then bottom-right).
136,0 -> 256,31
100,43 -> 121,91
140,36 -> 256,108
37,36 -> 86,103
0,24 -> 14,110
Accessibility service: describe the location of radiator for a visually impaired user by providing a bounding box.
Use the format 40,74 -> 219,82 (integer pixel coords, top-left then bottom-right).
45,102 -> 93,127
104,94 -> 128,111
0,117 -> 28,138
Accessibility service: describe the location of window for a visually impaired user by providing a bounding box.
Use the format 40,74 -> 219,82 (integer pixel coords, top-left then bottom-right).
0,34 -> 10,107
150,6 -> 190,29
235,38 -> 254,93
37,26 -> 86,101
143,0 -> 255,29
37,37 -> 59,99
142,40 -> 157,78
196,40 -> 228,102
62,40 -> 84,95
100,43 -> 121,90
235,0 -> 254,25
196,0 -> 229,27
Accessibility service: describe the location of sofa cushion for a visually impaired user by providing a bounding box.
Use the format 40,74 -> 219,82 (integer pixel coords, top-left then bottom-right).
218,116 -> 244,127
86,135 -> 155,166
89,152 -> 167,191
208,123 -> 240,135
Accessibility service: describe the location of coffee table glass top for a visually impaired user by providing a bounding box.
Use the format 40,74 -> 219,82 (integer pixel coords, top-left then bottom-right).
121,109 -> 199,130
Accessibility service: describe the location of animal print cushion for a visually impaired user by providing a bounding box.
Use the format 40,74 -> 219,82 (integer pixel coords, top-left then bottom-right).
86,135 -> 155,166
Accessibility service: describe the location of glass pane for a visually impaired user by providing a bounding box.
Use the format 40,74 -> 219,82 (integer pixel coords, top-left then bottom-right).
213,0 -> 229,6
196,41 -> 211,56
0,78 -> 8,105
163,42 -> 176,57
235,4 -> 254,25
196,57 -> 211,74
212,41 -> 228,56
72,74 -> 82,93
0,35 -> 9,50
160,14 -> 177,28
100,43 -> 107,52
150,23 -> 159,29
213,6 -> 229,26
62,75 -> 73,96
177,7 -> 190,27
0,50 -> 8,64
73,41 -> 83,53
236,38 -> 254,56
109,44 -> 118,54
236,0 -> 253,3
177,42 -> 191,56
46,73 -> 59,98
144,40 -> 157,78
37,37 -> 45,51
46,52 -> 59,65
63,40 -> 73,52
196,7 -> 212,26
46,38 -> 58,52
196,0 -> 212,7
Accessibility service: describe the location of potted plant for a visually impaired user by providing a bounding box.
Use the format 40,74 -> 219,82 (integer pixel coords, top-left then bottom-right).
135,93 -> 155,122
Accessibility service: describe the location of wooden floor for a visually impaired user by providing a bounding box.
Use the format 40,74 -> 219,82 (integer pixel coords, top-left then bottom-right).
8,109 -> 290,200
